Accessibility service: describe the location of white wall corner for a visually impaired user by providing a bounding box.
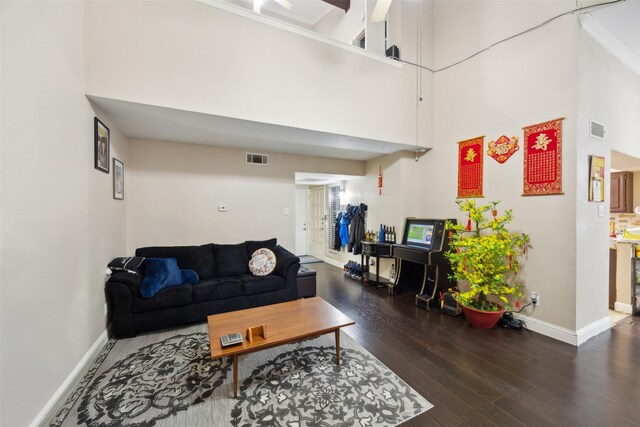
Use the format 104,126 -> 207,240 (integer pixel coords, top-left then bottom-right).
29,330 -> 109,427
575,316 -> 611,346
579,13 -> 640,75
614,301 -> 632,314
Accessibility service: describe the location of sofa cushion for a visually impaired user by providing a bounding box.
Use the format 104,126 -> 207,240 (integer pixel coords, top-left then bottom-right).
239,274 -> 287,296
193,278 -> 243,302
214,242 -> 249,276
135,244 -> 216,279
246,238 -> 277,257
140,258 -> 183,298
132,284 -> 193,313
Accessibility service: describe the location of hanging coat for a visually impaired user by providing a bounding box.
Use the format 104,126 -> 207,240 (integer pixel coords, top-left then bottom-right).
348,204 -> 366,255
334,212 -> 343,251
339,213 -> 350,247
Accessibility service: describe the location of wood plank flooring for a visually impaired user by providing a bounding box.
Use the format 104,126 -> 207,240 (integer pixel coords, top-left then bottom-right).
311,262 -> 640,427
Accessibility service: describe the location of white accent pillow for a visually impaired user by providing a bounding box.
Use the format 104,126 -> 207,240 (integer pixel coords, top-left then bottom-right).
249,248 -> 277,276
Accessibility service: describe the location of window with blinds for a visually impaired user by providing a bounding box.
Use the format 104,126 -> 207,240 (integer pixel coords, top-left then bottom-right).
327,185 -> 342,252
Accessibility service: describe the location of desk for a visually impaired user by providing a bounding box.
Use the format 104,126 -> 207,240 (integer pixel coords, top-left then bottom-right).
361,241 -> 393,287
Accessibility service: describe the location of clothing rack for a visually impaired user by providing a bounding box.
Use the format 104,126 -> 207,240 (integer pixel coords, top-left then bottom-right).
333,203 -> 367,255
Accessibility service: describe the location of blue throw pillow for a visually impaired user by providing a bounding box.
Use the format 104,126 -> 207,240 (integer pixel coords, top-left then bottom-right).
140,258 -> 183,298
181,269 -> 199,285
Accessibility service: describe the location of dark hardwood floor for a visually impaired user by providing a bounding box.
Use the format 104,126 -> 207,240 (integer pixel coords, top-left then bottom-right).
312,262 -> 640,427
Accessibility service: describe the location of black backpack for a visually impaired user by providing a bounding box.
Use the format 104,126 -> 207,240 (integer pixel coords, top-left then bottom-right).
439,288 -> 462,316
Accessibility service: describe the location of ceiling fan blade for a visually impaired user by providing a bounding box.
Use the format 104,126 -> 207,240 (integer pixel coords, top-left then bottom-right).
273,0 -> 293,10
371,0 -> 392,22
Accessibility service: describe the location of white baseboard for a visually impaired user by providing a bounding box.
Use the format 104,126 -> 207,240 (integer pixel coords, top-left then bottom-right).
614,301 -> 632,314
30,330 -> 108,427
323,257 -> 343,270
513,313 -> 611,346
576,316 -> 611,346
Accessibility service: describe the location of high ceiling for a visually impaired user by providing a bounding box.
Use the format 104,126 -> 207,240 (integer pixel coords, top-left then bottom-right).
590,0 -> 640,63
94,0 -> 640,165
225,0 -> 334,27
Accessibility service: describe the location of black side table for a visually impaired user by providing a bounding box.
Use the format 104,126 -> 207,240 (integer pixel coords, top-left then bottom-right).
361,241 -> 393,287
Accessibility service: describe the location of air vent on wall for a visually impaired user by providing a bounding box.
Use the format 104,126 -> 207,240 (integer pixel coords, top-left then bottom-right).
246,153 -> 269,165
590,120 -> 605,140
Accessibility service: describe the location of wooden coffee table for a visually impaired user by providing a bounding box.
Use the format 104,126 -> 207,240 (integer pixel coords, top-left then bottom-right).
207,296 -> 355,398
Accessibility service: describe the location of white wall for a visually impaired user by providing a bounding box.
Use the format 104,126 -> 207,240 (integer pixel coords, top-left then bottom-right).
427,0 -> 581,331
84,0 -> 420,147
0,2 -> 129,425
577,31 -> 640,328
126,139 -> 364,252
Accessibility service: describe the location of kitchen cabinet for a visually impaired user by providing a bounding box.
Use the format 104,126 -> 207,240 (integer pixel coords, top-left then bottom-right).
610,172 -> 633,213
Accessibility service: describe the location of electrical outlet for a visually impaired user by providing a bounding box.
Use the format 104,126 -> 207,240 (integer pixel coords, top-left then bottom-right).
530,292 -> 539,307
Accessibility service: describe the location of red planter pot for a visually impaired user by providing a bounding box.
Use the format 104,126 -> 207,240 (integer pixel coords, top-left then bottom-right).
461,305 -> 505,329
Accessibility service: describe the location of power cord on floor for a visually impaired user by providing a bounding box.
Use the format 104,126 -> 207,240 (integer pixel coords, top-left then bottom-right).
501,302 -> 535,335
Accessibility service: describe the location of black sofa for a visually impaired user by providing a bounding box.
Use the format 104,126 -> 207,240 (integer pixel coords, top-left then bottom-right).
105,239 -> 300,338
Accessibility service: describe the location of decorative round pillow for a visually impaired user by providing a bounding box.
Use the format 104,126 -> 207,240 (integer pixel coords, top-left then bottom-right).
249,248 -> 277,276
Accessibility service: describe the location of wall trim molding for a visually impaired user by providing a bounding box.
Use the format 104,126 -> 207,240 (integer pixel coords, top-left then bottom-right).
576,316 -> 611,346
196,0 -> 403,69
29,330 -> 108,427
614,301 -> 632,314
579,13 -> 640,76
513,313 -> 611,346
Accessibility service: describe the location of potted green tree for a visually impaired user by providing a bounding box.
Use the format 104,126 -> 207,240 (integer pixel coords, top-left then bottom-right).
445,199 -> 530,328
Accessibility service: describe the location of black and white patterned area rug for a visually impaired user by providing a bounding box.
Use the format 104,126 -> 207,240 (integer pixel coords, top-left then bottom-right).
49,324 -> 432,427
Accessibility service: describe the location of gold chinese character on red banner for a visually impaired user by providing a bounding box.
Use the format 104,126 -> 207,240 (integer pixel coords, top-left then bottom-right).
458,136 -> 484,198
522,118 -> 564,196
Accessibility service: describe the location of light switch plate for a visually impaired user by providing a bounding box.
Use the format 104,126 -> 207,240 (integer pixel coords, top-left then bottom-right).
598,204 -> 604,217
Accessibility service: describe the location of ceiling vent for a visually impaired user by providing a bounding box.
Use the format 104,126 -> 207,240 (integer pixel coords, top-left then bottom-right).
246,153 -> 269,165
590,120 -> 605,140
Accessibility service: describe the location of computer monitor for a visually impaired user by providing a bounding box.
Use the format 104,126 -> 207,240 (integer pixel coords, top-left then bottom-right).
402,219 -> 437,251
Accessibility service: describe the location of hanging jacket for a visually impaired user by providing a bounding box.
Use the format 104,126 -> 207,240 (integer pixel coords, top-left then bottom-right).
339,212 -> 350,247
348,204 -> 367,254
334,212 -> 343,251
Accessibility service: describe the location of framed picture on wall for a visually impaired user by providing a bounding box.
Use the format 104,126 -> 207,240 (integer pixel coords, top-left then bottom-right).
113,158 -> 124,200
589,155 -> 605,202
94,117 -> 110,173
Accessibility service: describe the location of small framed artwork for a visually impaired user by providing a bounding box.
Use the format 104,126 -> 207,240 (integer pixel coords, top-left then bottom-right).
589,155 -> 605,202
113,158 -> 124,200
94,117 -> 110,173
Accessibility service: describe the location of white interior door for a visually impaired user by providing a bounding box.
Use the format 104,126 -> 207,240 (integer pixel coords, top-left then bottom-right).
294,188 -> 309,256
309,187 -> 326,260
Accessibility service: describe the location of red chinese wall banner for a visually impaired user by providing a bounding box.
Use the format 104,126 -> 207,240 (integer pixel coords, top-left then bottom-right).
522,118 -> 564,196
457,136 -> 484,198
